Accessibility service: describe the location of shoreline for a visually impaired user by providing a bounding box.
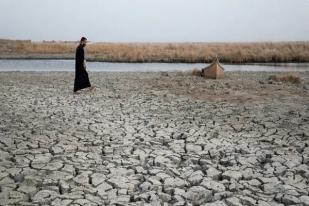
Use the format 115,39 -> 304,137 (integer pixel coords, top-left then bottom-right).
1,56 -> 309,64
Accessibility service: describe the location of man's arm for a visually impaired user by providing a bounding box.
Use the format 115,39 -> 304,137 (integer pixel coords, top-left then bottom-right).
83,61 -> 86,70
81,48 -> 86,70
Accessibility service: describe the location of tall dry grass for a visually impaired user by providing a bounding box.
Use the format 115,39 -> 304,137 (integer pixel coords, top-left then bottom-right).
1,39 -> 309,63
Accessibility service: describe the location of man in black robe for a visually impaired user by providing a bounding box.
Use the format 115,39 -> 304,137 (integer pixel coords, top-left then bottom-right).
73,37 -> 94,94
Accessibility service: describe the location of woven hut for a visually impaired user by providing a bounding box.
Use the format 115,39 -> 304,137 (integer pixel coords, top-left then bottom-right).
201,58 -> 225,79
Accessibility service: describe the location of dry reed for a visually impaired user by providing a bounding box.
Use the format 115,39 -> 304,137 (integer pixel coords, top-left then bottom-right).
1,39 -> 309,63
191,68 -> 202,77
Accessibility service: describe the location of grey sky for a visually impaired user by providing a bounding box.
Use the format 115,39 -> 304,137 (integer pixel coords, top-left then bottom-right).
0,0 -> 309,42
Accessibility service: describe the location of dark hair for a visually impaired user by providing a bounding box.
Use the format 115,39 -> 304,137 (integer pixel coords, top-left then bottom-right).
80,37 -> 87,42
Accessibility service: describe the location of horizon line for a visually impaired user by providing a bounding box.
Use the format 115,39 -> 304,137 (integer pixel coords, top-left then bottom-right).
1,38 -> 309,44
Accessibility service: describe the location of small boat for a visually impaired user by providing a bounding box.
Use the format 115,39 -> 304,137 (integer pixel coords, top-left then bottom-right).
201,58 -> 225,79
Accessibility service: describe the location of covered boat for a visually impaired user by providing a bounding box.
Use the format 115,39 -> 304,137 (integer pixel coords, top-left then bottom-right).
201,58 -> 225,79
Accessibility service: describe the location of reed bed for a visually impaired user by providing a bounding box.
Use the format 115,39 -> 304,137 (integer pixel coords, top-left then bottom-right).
1,39 -> 309,63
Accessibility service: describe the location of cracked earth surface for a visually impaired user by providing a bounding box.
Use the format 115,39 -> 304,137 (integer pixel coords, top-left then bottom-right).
0,71 -> 309,206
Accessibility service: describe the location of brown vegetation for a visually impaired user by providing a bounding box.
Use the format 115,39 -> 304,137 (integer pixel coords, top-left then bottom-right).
268,74 -> 301,84
191,68 -> 202,77
1,39 -> 309,63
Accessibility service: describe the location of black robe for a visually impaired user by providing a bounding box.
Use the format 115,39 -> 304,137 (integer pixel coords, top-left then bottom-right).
74,45 -> 91,92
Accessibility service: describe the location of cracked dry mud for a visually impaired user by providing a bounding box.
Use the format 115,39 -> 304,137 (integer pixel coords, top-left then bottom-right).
0,71 -> 309,206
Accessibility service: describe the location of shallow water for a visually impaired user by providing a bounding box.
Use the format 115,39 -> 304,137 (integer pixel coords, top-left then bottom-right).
0,59 -> 308,72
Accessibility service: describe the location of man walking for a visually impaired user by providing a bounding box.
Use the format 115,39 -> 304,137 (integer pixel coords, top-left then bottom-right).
73,37 -> 94,94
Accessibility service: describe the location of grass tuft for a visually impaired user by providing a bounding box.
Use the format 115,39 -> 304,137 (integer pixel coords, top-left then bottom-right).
191,68 -> 202,77
268,74 -> 301,84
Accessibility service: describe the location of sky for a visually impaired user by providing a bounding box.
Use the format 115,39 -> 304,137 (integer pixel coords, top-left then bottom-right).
0,0 -> 309,42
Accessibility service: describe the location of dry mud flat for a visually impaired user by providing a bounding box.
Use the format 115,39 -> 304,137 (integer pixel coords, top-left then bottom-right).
0,71 -> 309,206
